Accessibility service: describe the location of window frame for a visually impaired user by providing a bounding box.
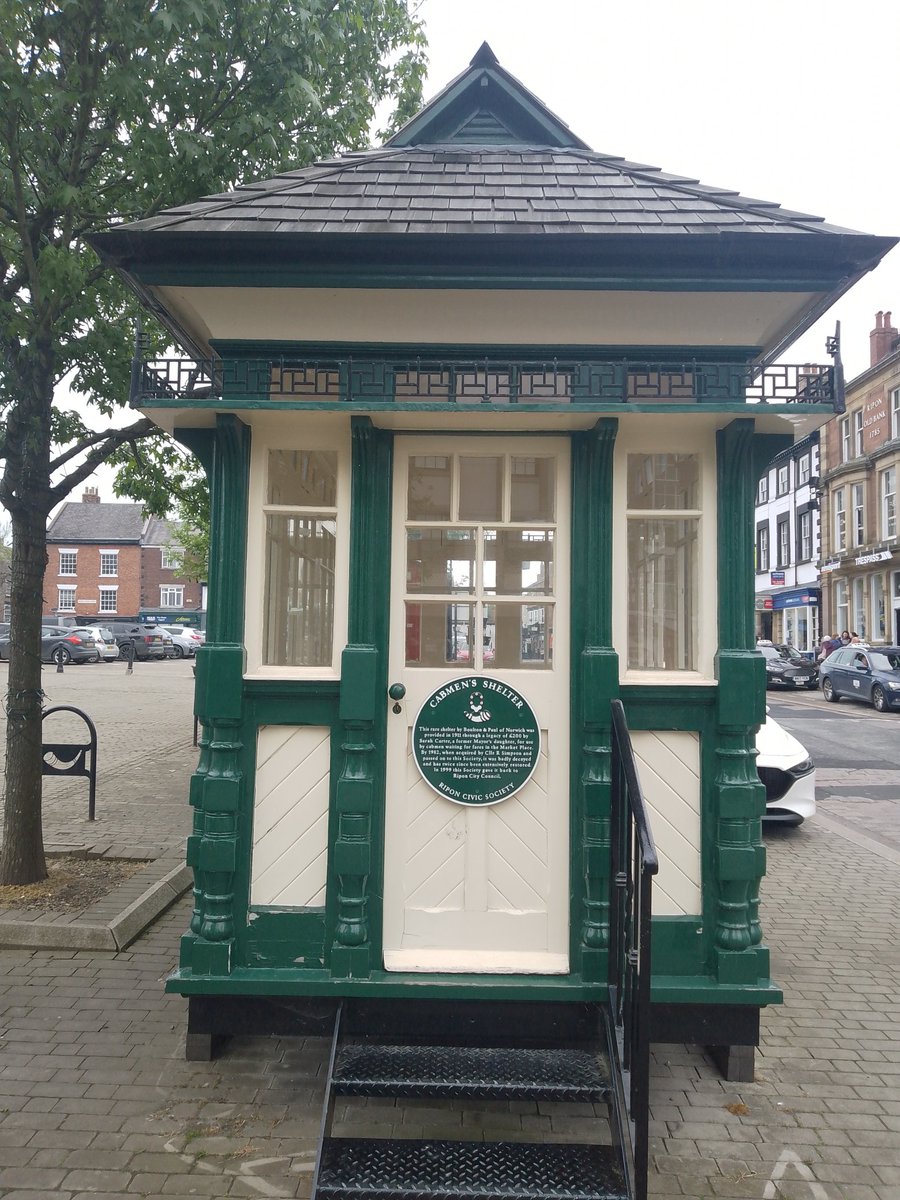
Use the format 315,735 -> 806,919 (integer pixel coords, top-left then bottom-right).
840,416 -> 851,463
244,423 -> 352,680
614,424 -> 715,684
161,547 -> 183,571
757,475 -> 769,505
776,464 -> 789,497
854,409 -> 864,458
756,521 -> 770,573
797,454 -> 811,485
834,578 -> 849,635
98,549 -> 119,577
797,508 -> 813,563
58,549 -> 77,576
98,586 -> 118,614
891,387 -> 900,442
776,513 -> 790,568
834,488 -> 847,552
881,466 -> 897,541
852,482 -> 865,548
57,585 -> 76,611
159,585 -> 185,608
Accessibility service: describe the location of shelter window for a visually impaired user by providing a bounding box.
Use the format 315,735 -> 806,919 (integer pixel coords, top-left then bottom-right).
262,450 -> 339,668
626,454 -> 700,672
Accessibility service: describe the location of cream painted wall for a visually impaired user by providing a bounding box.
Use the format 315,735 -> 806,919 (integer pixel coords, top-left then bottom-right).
631,730 -> 702,917
155,284 -> 815,353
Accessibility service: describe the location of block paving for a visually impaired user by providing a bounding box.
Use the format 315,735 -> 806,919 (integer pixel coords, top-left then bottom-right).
1,659 -> 899,1197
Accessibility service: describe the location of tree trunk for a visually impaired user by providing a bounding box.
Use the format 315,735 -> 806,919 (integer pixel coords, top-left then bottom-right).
0,344 -> 55,885
0,505 -> 50,883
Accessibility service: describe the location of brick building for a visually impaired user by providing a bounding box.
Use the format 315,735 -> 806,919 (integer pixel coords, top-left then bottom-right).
140,516 -> 203,619
819,312 -> 900,644
44,488 -> 203,623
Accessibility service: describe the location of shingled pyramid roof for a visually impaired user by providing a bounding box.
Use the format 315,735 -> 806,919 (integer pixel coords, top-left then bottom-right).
107,44 -> 865,243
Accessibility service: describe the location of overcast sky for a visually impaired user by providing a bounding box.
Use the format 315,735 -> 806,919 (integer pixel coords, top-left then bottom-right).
70,0 -> 899,501
418,0 -> 899,379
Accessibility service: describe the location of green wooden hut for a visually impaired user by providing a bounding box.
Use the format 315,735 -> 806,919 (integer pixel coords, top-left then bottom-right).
92,45 -> 895,1199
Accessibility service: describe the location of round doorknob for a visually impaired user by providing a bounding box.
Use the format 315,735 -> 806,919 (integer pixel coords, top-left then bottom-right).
388,683 -> 406,701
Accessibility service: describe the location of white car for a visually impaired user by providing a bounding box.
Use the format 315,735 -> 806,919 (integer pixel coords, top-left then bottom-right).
154,624 -> 202,658
756,714 -> 816,825
72,625 -> 119,662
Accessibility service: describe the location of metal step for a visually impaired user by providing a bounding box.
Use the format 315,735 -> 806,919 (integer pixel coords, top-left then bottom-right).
332,1044 -> 611,1103
316,1137 -> 628,1200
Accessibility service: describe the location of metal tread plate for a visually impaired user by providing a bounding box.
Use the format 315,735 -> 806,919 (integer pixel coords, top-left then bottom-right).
316,1137 -> 627,1200
332,1045 -> 610,1102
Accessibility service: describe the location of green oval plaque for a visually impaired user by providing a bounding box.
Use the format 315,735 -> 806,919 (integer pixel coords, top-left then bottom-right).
412,676 -> 541,806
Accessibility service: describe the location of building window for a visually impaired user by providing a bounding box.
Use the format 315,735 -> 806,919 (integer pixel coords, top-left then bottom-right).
627,453 -> 699,672
756,524 -> 770,572
854,409 -> 864,458
776,515 -> 790,568
160,586 -> 185,608
852,578 -> 866,640
798,510 -> 813,562
262,449 -> 339,668
776,464 -> 789,496
835,579 -> 849,634
58,550 -> 77,576
798,455 -> 811,485
99,588 -> 117,613
892,387 -> 900,441
840,416 -> 851,463
99,550 -> 118,577
161,547 -> 183,571
852,483 -> 865,548
757,475 -> 769,504
57,586 -> 76,611
834,489 -> 847,552
872,574 -> 886,642
881,467 -> 897,541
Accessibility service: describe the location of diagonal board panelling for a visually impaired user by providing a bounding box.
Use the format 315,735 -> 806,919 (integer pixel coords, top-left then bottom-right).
251,725 -> 330,908
631,730 -> 701,917
401,736 -> 552,924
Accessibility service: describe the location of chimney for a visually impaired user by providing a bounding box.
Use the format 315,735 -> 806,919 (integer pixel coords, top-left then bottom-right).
870,310 -> 899,367
82,486 -> 100,504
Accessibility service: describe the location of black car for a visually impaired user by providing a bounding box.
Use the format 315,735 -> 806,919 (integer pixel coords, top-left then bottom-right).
820,645 -> 900,712
99,621 -> 168,661
759,642 -> 819,690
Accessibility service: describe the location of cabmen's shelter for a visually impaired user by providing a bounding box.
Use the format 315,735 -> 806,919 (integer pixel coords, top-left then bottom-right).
91,45 -> 896,1200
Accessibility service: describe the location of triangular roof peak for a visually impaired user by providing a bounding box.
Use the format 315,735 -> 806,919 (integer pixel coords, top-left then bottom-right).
386,44 -> 592,150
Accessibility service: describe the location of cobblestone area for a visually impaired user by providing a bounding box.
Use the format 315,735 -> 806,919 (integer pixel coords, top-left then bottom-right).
1,661 -> 899,1196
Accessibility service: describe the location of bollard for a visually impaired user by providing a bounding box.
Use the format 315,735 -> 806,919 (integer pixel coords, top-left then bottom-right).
124,640 -> 135,674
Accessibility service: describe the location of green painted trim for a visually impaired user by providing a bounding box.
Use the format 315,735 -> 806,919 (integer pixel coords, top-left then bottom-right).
651,917 -> 705,977
569,421 -> 619,981
244,910 -> 327,969
130,263 -> 857,293
174,427 -> 215,476
214,339 -> 763,362
207,414 -> 251,644
165,963 -> 781,1005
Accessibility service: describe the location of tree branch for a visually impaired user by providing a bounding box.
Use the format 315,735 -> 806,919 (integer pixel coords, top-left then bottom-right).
48,417 -> 159,502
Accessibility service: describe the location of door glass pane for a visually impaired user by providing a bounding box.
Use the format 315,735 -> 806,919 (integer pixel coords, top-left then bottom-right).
407,456 -> 451,520
486,603 -> 553,669
267,450 -> 336,506
264,515 -> 335,666
407,528 -> 475,595
510,457 -> 555,521
459,456 -> 502,521
405,602 -> 474,666
483,529 -> 554,595
627,454 -> 699,509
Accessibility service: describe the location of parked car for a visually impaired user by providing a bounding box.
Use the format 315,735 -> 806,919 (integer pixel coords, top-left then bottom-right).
72,625 -> 119,662
100,621 -> 167,661
0,626 -> 101,665
153,624 -> 202,658
819,645 -> 900,712
756,714 -> 816,825
758,642 -> 819,690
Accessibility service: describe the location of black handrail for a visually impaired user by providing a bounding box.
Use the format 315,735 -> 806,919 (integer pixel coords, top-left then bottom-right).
608,698 -> 659,1200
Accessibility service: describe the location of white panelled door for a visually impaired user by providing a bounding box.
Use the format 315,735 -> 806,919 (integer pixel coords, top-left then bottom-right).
383,438 -> 570,974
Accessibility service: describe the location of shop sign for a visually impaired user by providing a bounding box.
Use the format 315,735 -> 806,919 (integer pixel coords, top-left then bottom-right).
854,550 -> 893,566
412,676 -> 540,806
770,571 -> 785,584
820,560 -> 840,573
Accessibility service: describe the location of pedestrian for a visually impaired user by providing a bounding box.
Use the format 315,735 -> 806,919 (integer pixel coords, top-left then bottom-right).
840,630 -> 852,645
